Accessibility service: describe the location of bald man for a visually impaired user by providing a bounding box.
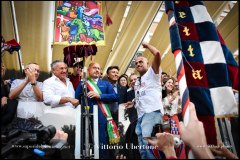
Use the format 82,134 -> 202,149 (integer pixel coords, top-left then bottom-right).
75,62 -> 118,159
9,63 -> 44,119
126,42 -> 164,159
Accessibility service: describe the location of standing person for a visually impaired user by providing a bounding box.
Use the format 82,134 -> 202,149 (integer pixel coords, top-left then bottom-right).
122,73 -> 140,159
125,73 -> 138,123
9,63 -> 44,119
163,87 -> 181,118
106,66 -> 127,124
126,42 -> 164,159
162,76 -> 175,99
106,66 -> 128,158
69,61 -> 83,90
118,74 -> 129,88
75,62 -> 119,159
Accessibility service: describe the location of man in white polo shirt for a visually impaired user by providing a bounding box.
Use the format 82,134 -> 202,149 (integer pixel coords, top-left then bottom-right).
126,42 -> 164,159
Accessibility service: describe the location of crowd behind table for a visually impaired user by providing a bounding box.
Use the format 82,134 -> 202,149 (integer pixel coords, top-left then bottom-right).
1,43 -> 238,159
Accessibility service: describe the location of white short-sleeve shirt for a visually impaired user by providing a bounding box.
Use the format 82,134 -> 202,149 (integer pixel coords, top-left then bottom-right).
134,67 -> 164,118
10,79 -> 43,102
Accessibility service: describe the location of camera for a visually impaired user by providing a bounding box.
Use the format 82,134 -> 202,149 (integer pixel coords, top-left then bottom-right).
1,124 -> 56,158
150,120 -> 182,149
151,121 -> 170,137
0,114 -> 75,159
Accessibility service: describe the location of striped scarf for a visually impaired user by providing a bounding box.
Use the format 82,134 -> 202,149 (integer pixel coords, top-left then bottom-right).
86,78 -> 120,144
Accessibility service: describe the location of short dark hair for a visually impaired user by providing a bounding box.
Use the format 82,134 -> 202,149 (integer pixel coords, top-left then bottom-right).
118,74 -> 128,86
106,66 -> 119,74
162,72 -> 167,75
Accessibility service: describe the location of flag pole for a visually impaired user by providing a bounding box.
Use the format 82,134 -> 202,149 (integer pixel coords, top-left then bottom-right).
164,1 -> 191,127
10,1 -> 23,74
164,1 -> 192,158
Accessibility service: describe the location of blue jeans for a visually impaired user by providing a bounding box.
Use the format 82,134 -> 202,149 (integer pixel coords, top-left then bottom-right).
135,111 -> 163,159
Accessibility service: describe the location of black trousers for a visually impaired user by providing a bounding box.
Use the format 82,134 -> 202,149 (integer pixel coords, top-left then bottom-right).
1,99 -> 18,126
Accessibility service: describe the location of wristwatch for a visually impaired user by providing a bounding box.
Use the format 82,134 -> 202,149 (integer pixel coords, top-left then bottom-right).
31,82 -> 37,86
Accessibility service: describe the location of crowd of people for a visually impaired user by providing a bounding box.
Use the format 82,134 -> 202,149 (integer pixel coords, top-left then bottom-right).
1,42 -> 238,159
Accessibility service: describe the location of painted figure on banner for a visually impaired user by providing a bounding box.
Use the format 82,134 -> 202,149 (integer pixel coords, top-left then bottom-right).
55,1 -> 104,45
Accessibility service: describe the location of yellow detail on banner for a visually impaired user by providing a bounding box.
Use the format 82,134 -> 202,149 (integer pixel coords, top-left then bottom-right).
188,45 -> 195,57
179,12 -> 186,18
183,27 -> 190,36
192,69 -> 203,80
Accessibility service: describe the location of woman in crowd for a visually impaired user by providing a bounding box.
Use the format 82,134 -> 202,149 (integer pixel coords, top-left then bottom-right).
162,76 -> 175,99
162,87 -> 182,123
118,74 -> 129,88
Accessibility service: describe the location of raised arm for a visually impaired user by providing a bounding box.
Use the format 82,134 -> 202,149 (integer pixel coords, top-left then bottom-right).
142,42 -> 161,74
9,79 -> 28,100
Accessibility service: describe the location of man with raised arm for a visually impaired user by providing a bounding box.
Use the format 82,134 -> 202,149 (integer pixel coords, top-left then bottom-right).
126,42 -> 164,159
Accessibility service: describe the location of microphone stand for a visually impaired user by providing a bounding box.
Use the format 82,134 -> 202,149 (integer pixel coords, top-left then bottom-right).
81,57 -> 94,159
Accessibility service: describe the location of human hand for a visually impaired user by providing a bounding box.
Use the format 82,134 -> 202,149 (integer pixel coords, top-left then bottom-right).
1,97 -> 8,107
167,95 -> 174,103
148,132 -> 174,151
87,91 -> 100,99
147,132 -> 176,157
177,106 -> 182,113
52,130 -> 68,142
25,66 -> 36,83
69,98 -> 79,107
3,79 -> 11,85
179,102 -> 206,148
124,101 -> 134,109
142,42 -> 149,48
116,154 -> 126,159
210,141 -> 238,159
179,102 -> 214,159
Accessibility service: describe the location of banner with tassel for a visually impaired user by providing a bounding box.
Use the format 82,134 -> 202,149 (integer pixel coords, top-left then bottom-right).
54,1 -> 105,46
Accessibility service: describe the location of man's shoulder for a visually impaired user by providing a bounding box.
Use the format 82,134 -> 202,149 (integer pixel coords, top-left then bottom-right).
98,79 -> 110,84
43,76 -> 55,84
12,78 -> 24,82
144,66 -> 161,78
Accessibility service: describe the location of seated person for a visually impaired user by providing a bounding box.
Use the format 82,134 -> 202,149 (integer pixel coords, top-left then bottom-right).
42,60 -> 79,129
9,63 -> 43,119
